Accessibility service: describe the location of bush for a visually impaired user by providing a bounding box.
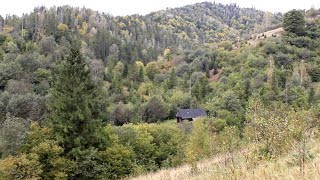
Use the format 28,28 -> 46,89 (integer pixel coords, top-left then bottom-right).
216,126 -> 240,153
185,118 -> 211,163
98,144 -> 135,179
112,123 -> 185,173
143,96 -> 169,123
245,98 -> 316,159
6,80 -> 33,94
176,62 -> 191,77
110,103 -> 134,125
6,93 -> 46,121
211,118 -> 228,132
0,154 -> 42,179
0,123 -> 74,179
0,61 -> 22,89
0,116 -> 28,157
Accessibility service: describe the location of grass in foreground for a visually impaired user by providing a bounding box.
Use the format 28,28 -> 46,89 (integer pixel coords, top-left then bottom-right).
130,131 -> 320,180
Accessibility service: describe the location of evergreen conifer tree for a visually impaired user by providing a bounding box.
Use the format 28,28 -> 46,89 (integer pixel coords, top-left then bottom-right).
283,10 -> 305,36
47,42 -> 105,178
168,68 -> 177,89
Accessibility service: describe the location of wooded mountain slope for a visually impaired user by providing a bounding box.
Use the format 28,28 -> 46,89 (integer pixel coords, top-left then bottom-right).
0,2 -> 320,179
0,2 -> 282,63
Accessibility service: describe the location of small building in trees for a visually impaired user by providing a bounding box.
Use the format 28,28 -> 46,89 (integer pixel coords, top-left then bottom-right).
176,109 -> 207,123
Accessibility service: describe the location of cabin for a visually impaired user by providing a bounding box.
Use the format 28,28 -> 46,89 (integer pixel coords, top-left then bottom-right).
176,108 -> 207,123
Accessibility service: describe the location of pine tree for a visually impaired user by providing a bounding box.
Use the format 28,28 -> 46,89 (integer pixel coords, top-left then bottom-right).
243,79 -> 251,101
283,10 -> 305,36
192,82 -> 201,100
205,65 -> 210,78
48,42 -> 103,155
138,66 -> 144,82
123,63 -> 129,77
168,68 -> 177,89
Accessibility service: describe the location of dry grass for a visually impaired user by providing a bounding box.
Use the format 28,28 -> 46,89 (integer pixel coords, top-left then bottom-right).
193,137 -> 320,180
129,151 -> 243,180
129,157 -> 218,180
129,137 -> 320,180
247,27 -> 284,46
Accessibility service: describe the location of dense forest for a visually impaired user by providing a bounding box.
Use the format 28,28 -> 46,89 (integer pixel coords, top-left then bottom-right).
0,2 -> 320,179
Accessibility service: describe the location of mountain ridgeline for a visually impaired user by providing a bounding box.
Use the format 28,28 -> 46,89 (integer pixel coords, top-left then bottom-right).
0,2 -> 282,63
0,2 -> 320,179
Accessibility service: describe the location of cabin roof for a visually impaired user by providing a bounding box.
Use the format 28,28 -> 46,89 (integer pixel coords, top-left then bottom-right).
176,109 -> 207,119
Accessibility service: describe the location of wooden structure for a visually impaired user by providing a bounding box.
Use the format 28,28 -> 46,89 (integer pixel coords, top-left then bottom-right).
176,108 -> 207,123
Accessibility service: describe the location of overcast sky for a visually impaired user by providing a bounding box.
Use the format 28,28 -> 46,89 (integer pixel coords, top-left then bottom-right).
0,0 -> 318,17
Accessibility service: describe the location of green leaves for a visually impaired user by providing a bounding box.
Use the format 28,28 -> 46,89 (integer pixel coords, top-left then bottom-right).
98,144 -> 135,179
0,122 -> 75,180
109,123 -> 185,173
143,96 -> 169,123
245,97 -> 316,159
47,43 -> 105,178
145,62 -> 160,81
283,10 -> 306,36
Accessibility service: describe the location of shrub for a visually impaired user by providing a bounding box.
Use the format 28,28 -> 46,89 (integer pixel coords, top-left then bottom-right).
245,97 -> 316,159
6,93 -> 46,121
0,116 -> 28,157
185,119 -> 211,163
0,123 -> 75,179
112,123 -> 185,173
98,144 -> 135,179
143,96 -> 169,123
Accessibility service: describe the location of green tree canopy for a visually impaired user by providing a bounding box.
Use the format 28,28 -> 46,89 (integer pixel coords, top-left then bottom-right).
283,9 -> 306,36
47,42 -> 104,178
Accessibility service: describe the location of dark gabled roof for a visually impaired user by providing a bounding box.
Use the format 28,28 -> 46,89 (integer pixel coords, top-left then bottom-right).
176,109 -> 207,119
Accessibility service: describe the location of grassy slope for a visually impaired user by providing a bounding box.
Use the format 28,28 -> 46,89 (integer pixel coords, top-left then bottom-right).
247,27 -> 284,46
130,132 -> 320,180
191,138 -> 320,180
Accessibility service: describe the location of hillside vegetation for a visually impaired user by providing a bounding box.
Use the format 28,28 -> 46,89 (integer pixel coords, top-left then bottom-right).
131,129 -> 320,180
0,2 -> 320,179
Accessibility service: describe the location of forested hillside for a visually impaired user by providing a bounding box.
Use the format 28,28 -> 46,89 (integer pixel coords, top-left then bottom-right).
0,2 -> 284,124
0,2 -> 282,63
0,2 -> 320,179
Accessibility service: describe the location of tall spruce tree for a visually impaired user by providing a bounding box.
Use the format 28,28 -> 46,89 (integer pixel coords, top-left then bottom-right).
283,9 -> 305,36
168,68 -> 177,89
47,42 -> 104,175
